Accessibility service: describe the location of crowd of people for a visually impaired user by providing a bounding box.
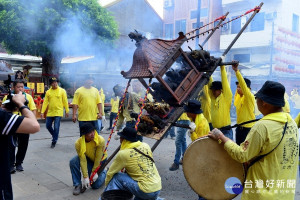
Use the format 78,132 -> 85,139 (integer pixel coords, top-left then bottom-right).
0,62 -> 299,200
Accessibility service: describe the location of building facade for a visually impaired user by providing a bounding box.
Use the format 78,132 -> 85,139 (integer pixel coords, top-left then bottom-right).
220,0 -> 300,90
163,0 -> 222,51
220,0 -> 300,117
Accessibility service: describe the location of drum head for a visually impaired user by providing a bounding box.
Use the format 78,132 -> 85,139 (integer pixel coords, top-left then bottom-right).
183,137 -> 245,200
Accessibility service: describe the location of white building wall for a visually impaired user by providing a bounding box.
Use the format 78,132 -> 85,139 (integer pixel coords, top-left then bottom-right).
220,30 -> 272,50
219,0 -> 300,68
280,0 -> 300,30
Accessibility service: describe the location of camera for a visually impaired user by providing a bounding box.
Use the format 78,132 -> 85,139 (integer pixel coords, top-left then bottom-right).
2,75 -> 28,112
3,93 -> 29,112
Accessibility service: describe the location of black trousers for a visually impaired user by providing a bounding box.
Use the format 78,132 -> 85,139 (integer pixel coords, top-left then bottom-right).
235,126 -> 251,145
109,112 -> 117,129
9,133 -> 29,166
1,136 -> 13,200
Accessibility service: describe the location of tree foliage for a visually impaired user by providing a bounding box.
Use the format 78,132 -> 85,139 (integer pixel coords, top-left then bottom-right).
0,0 -> 119,57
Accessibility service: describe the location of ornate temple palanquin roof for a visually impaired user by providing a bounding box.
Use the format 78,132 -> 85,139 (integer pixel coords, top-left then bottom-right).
121,33 -> 187,78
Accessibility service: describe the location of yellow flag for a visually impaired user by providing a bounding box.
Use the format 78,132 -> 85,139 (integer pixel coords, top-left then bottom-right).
37,83 -> 44,93
27,82 -> 35,89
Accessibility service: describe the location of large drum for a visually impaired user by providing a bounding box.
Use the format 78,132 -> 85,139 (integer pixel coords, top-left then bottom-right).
183,137 -> 245,200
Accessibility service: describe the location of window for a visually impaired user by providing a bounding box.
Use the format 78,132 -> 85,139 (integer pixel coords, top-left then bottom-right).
192,22 -> 203,29
164,0 -> 174,9
292,14 -> 299,33
175,19 -> 186,34
231,16 -> 241,34
191,10 -> 197,19
201,8 -> 208,17
250,12 -> 265,32
165,24 -> 174,39
190,8 -> 208,19
233,54 -> 250,63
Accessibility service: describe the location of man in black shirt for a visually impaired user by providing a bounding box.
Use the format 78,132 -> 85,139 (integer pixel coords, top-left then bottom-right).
0,92 -> 40,200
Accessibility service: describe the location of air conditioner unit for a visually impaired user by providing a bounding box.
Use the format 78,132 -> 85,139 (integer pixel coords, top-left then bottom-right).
164,0 -> 173,8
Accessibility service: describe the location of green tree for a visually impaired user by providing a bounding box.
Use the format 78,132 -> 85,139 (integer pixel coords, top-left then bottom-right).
0,0 -> 119,75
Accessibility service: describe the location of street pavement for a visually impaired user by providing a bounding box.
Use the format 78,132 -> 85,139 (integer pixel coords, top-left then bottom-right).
11,120 -> 300,200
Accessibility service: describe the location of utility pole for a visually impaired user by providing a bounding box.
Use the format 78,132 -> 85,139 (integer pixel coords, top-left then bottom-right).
195,0 -> 202,49
269,13 -> 276,81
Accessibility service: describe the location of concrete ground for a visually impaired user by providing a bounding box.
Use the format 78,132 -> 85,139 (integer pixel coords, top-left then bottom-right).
11,120 -> 300,200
